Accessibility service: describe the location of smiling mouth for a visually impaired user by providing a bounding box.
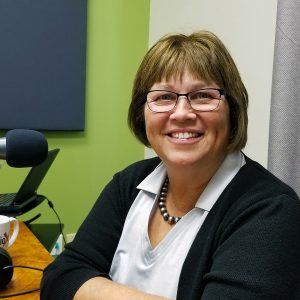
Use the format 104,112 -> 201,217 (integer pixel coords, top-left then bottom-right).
168,132 -> 202,139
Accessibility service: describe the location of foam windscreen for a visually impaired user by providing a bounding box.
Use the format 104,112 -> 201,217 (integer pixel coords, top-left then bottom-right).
6,129 -> 48,167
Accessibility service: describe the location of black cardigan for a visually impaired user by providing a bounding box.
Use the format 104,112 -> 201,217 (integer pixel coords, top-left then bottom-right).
41,157 -> 300,300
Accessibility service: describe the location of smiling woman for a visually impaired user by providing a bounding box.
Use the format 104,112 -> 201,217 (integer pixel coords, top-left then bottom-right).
41,31 -> 300,300
143,72 -> 231,174
129,31 -> 248,153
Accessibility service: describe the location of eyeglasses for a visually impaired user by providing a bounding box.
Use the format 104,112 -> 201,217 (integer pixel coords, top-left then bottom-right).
146,88 -> 225,113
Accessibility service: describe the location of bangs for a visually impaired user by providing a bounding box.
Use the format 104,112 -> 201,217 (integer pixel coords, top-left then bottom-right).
142,39 -> 222,90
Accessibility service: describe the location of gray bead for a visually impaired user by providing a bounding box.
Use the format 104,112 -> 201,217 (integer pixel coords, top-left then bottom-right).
163,212 -> 169,221
168,216 -> 175,224
160,207 -> 167,213
158,202 -> 165,208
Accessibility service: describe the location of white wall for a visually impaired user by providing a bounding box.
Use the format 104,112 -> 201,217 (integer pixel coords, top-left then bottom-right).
146,0 -> 278,167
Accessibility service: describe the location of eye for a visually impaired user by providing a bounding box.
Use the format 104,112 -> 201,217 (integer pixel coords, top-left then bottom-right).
190,91 -> 214,100
147,90 -> 177,112
157,93 -> 176,101
147,91 -> 177,103
189,89 -> 220,102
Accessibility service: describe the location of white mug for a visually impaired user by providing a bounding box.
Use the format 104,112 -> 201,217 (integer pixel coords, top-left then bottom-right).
0,215 -> 19,249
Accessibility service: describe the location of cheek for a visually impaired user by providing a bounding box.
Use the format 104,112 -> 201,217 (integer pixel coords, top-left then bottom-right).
144,108 -> 168,132
144,109 -> 160,142
217,111 -> 231,146
220,111 -> 231,131
223,107 -> 231,133
144,109 -> 153,136
205,107 -> 231,141
204,113 -> 229,130
217,103 -> 231,131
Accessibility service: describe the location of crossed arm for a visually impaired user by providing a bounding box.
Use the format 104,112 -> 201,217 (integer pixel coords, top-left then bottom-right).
73,277 -> 170,300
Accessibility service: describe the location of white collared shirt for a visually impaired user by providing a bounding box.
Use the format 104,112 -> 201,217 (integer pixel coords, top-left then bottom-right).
109,152 -> 245,299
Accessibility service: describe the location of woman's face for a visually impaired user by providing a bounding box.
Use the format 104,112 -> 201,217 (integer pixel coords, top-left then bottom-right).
144,71 -> 231,170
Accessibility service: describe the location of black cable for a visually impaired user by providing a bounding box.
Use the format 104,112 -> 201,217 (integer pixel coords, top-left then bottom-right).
45,197 -> 67,245
3,265 -> 44,272
0,266 -> 43,298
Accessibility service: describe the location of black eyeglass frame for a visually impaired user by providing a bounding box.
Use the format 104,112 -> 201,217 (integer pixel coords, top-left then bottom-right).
146,88 -> 225,113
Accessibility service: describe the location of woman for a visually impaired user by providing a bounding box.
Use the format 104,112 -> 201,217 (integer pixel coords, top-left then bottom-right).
41,31 -> 300,299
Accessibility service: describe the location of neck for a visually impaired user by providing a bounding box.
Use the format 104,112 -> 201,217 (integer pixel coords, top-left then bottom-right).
164,154 -> 227,212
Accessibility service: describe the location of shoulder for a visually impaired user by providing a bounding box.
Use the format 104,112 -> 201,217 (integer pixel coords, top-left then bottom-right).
215,155 -> 300,232
226,155 -> 299,203
208,155 -> 300,232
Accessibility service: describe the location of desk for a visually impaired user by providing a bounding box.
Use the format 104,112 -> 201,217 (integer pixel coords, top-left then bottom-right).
0,222 -> 53,299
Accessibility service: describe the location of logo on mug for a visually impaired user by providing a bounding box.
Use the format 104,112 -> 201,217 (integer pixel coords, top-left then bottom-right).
0,232 -> 9,246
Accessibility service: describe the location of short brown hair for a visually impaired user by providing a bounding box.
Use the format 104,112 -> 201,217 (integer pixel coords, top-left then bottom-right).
128,30 -> 248,152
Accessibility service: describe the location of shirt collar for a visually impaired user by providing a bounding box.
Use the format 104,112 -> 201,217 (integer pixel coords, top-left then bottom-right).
137,152 -> 245,211
137,161 -> 166,195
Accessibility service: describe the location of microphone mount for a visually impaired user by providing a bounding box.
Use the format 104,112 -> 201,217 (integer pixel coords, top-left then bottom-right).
0,139 -> 6,159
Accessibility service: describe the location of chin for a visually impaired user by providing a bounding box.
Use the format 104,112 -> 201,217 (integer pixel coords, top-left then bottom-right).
162,152 -> 208,168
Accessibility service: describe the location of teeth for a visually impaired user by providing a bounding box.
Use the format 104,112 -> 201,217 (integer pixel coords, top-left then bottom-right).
171,132 -> 199,139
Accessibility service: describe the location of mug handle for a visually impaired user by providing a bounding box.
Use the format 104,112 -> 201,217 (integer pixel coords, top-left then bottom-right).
8,217 -> 19,247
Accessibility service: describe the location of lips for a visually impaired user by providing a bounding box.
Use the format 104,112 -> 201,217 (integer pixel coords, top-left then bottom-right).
170,132 -> 200,139
166,130 -> 204,141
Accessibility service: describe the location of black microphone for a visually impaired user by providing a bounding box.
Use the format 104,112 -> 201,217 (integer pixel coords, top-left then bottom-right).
0,129 -> 48,167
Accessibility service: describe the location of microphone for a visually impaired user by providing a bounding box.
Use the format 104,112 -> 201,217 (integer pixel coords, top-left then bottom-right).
0,129 -> 48,167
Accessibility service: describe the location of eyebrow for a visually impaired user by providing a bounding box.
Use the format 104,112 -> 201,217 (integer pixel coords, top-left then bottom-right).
152,82 -> 213,91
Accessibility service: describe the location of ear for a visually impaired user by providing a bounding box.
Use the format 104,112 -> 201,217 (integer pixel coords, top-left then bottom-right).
0,248 -> 13,289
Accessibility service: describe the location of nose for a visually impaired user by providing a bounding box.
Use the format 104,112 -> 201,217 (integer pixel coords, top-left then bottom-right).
169,96 -> 197,121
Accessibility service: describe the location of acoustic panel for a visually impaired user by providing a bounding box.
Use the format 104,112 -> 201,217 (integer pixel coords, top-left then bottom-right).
0,0 -> 87,131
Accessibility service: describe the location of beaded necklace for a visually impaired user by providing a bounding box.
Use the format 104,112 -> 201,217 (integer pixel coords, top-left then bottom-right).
158,177 -> 182,225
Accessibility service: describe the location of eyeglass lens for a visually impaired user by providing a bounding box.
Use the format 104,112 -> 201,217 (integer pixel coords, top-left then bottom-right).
147,89 -> 221,112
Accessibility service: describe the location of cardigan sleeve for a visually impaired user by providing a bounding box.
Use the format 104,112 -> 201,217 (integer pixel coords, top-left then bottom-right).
40,172 -> 128,300
200,194 -> 300,300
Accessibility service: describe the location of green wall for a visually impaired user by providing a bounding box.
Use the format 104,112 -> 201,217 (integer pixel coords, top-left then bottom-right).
0,0 -> 149,234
